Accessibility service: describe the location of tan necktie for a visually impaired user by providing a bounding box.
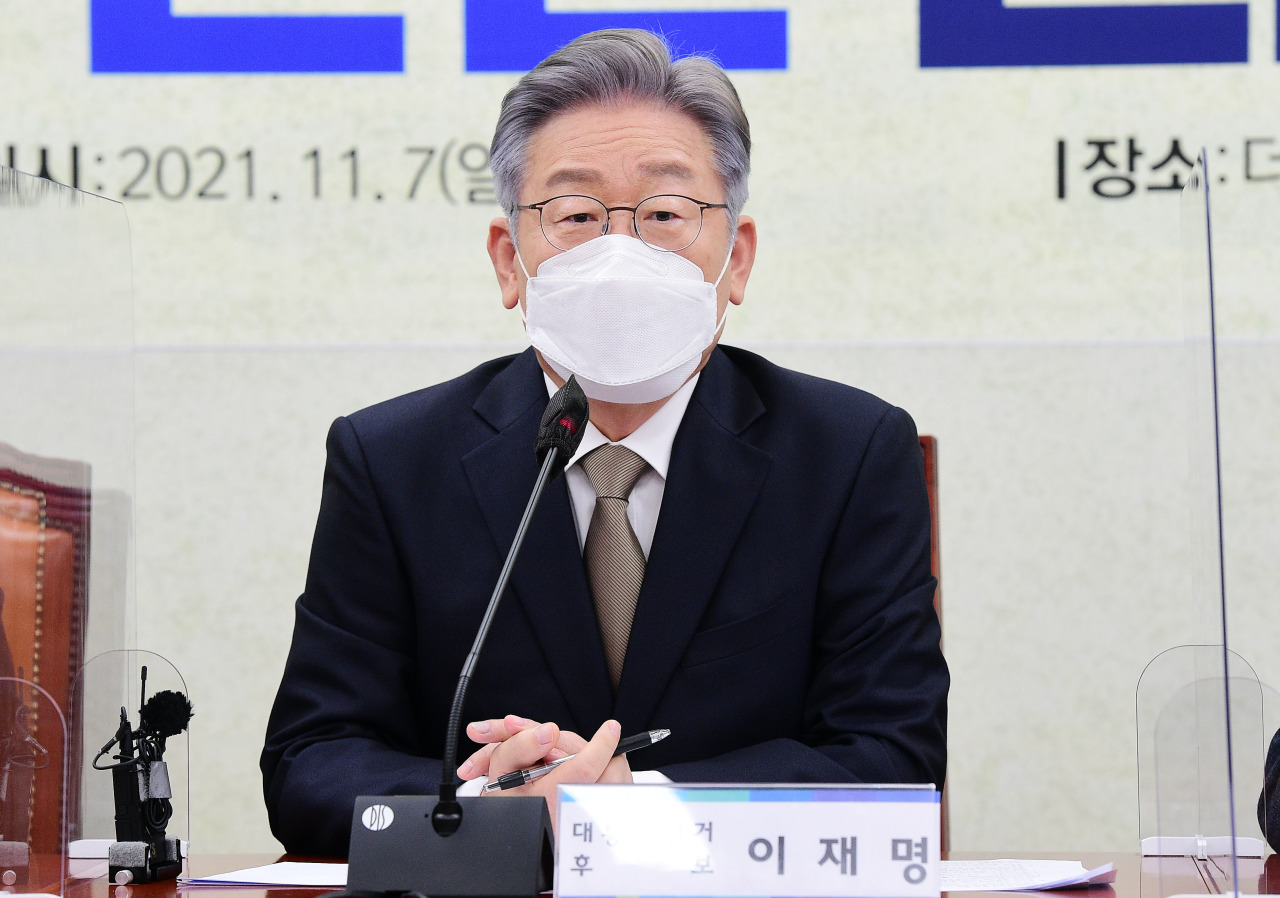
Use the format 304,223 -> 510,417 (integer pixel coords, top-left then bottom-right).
580,444 -> 649,687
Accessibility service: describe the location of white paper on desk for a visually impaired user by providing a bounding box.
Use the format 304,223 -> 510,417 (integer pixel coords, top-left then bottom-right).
941,860 -> 1116,891
179,861 -> 347,888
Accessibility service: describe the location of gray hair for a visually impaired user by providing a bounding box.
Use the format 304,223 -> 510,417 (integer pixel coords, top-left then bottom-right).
490,29 -> 750,227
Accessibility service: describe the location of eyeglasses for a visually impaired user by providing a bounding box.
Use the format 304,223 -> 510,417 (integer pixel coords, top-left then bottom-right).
517,194 -> 729,253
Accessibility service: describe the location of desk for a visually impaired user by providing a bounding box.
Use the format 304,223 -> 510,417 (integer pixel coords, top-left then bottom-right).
955,852 -> 1280,898
54,852 -> 1280,898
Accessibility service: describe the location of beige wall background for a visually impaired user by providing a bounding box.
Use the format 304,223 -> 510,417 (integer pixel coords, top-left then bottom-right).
3,0 -> 1279,855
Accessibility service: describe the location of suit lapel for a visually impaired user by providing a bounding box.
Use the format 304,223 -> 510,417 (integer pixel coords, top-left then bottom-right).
461,350 -> 613,730
613,350 -> 772,727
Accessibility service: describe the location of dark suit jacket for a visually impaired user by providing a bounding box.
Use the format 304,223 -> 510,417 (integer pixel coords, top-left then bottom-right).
1262,728 -> 1280,851
260,345 -> 949,856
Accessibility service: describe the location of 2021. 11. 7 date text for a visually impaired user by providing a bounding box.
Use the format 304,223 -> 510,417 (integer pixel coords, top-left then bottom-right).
3,141 -> 498,206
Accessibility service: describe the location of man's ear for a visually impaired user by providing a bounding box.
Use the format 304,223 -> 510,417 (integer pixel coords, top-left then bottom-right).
728,214 -> 757,306
488,217 -> 522,310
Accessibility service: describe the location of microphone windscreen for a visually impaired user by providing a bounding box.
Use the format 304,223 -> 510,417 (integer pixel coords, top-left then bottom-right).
140,690 -> 193,739
535,375 -> 590,475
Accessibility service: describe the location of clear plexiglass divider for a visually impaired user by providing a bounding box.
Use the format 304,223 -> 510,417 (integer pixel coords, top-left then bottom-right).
1135,150 -> 1275,896
71,650 -> 190,884
1,167 -> 137,885
1137,648 -> 1271,853
0,677 -> 69,895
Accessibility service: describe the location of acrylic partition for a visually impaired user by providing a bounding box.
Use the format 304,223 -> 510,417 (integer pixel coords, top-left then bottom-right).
0,167 -> 135,871
0,677 -> 69,893
1137,648 -> 1270,858
1136,151 -> 1277,897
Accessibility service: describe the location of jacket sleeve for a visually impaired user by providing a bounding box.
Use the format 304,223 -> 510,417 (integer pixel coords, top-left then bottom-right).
1261,728 -> 1280,852
260,416 -> 441,857
658,405 -> 948,790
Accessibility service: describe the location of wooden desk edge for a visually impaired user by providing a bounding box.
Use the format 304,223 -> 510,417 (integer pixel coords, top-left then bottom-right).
54,850 -> 1280,898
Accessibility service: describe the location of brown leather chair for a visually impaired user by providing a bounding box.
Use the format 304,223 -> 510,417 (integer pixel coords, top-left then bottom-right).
0,445 -> 90,854
919,435 -> 948,852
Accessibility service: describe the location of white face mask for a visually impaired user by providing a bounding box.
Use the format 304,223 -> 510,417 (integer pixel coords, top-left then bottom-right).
519,234 -> 732,405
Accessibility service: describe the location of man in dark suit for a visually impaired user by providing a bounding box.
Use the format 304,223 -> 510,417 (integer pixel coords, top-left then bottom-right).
261,28 -> 948,856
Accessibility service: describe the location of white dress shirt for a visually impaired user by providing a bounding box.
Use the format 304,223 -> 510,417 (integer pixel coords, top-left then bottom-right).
548,372 -> 700,558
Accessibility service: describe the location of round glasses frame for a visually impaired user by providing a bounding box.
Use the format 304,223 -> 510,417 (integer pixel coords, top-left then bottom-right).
516,194 -> 730,253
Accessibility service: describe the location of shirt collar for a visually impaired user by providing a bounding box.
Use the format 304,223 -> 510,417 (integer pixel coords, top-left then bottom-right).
543,373 -> 700,481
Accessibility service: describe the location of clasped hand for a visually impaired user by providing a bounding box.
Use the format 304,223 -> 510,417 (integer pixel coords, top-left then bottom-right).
459,714 -> 634,802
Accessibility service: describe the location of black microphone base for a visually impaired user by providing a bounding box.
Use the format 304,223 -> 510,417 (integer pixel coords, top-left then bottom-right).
107,838 -> 183,884
348,795 -> 553,898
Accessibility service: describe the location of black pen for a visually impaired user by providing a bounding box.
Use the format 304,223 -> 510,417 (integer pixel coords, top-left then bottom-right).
480,728 -> 670,793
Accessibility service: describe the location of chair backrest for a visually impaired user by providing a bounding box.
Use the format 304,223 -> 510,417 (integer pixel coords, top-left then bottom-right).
919,436 -> 941,630
918,435 -> 948,852
0,446 -> 91,854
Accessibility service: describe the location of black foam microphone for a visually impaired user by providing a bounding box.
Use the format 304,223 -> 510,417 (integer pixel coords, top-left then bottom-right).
536,374 -> 589,475
346,375 -> 589,898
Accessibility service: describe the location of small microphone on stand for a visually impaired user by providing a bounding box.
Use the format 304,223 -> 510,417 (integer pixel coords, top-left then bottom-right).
92,666 -> 193,885
346,375 -> 589,898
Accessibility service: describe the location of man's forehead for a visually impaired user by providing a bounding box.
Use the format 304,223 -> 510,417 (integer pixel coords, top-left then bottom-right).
522,101 -> 717,195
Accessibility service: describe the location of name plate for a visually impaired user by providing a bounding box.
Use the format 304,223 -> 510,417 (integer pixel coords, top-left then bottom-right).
555,784 -> 939,898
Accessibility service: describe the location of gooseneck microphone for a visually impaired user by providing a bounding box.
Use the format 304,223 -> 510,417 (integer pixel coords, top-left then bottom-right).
433,374 -> 589,834
344,375 -> 589,898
